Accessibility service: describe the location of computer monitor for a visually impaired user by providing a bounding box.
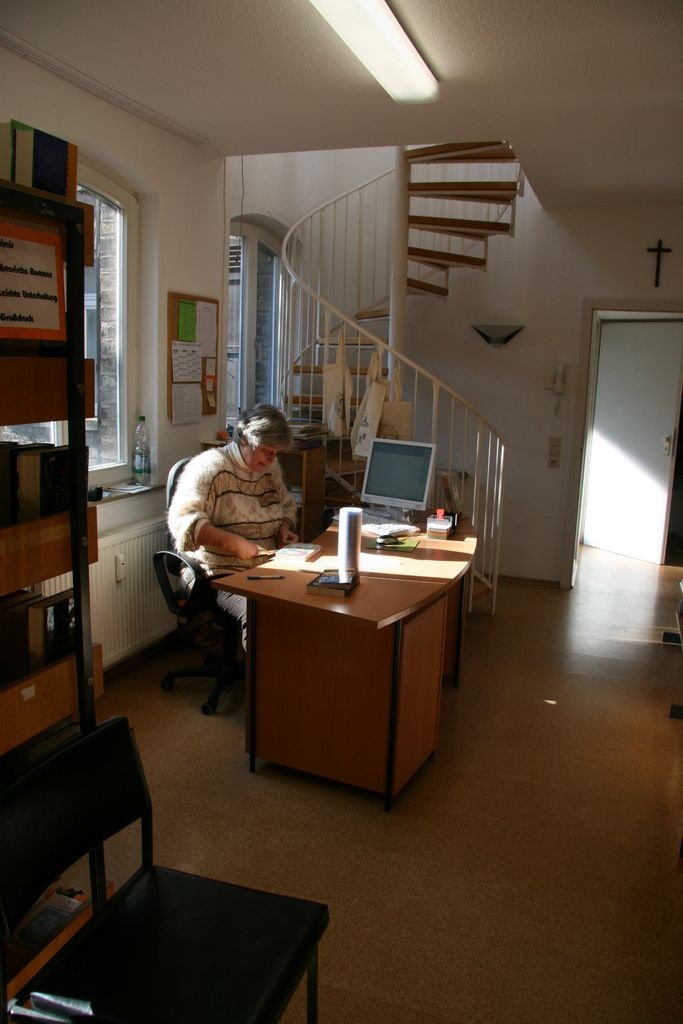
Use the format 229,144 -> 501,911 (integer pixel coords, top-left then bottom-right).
360,438 -> 436,514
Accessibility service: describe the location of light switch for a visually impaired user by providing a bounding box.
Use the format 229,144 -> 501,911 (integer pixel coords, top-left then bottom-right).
548,436 -> 561,469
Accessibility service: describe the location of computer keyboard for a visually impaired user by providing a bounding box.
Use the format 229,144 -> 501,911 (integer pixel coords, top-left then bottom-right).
359,510 -> 419,537
360,508 -> 394,525
332,508 -> 418,537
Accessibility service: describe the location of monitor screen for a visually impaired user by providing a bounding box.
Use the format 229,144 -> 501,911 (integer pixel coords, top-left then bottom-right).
360,438 -> 436,512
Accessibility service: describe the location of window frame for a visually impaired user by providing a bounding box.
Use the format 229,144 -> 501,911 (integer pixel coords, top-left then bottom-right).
78,162 -> 138,486
228,220 -> 283,420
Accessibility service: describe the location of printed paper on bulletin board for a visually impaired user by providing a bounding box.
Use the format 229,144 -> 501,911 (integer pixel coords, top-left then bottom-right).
167,291 -> 219,419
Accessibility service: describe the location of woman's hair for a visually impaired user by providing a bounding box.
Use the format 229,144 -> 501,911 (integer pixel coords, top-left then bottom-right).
234,404 -> 292,451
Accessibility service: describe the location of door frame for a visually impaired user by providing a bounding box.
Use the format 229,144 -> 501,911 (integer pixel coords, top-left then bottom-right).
561,299 -> 683,589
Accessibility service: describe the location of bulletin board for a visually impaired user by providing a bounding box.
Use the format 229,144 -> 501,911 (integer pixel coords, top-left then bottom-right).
167,291 -> 219,424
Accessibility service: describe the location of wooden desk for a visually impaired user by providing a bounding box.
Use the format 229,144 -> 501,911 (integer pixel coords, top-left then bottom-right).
217,521 -> 475,809
266,518 -> 476,684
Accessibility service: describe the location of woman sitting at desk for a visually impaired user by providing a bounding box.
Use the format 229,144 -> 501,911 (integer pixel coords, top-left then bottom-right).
167,403 -> 299,648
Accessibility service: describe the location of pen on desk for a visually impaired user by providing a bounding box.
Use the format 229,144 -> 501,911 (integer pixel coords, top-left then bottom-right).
247,574 -> 286,580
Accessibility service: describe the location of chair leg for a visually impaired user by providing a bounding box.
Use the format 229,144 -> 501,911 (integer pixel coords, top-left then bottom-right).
201,669 -> 233,716
306,947 -> 319,1024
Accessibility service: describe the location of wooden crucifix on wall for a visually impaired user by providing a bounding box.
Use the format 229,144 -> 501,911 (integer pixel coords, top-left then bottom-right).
647,239 -> 672,287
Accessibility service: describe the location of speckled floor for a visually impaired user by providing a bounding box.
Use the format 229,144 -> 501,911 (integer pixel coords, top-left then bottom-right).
95,546 -> 683,1023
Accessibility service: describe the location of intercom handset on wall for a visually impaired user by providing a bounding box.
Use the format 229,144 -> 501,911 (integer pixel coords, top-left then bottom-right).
553,362 -> 567,394
544,362 -> 567,393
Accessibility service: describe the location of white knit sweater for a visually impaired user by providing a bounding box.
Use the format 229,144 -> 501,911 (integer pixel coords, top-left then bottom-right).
167,441 -> 298,576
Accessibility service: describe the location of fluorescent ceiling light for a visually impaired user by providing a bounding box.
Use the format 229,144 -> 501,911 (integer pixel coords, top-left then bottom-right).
307,0 -> 438,104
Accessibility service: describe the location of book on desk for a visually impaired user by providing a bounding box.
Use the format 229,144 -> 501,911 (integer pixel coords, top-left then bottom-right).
306,569 -> 360,595
276,541 -> 322,560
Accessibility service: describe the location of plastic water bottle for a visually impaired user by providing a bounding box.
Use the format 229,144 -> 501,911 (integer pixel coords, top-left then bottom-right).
133,416 -> 151,486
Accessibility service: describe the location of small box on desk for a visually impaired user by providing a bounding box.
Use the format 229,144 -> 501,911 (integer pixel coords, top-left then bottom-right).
426,514 -> 456,539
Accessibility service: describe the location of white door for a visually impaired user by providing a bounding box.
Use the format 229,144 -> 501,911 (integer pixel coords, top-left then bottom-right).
583,320 -> 683,563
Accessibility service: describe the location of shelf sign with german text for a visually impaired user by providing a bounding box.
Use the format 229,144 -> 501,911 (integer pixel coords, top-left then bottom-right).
0,221 -> 66,341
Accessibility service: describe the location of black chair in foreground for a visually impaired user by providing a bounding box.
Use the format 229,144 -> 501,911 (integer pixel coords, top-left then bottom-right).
153,457 -> 238,714
0,716 -> 329,1024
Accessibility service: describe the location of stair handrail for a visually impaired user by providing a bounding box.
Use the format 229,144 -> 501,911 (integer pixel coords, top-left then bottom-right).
279,160 -> 507,613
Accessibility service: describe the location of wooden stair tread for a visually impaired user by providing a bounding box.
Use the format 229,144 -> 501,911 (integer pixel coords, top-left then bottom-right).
291,364 -> 388,377
355,305 -> 390,321
287,394 -> 361,408
315,337 -> 377,348
409,191 -> 516,207
411,182 -> 518,197
408,246 -> 486,270
407,276 -> 449,297
408,214 -> 511,237
407,141 -> 516,163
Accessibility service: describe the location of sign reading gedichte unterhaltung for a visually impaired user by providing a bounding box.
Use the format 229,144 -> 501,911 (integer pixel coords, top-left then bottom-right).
0,221 -> 66,341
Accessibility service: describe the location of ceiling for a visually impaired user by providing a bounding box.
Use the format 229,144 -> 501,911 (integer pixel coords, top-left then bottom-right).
1,0 -> 682,208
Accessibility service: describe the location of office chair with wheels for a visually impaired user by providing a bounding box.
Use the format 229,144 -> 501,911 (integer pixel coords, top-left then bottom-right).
153,458 -> 238,715
0,715 -> 329,1024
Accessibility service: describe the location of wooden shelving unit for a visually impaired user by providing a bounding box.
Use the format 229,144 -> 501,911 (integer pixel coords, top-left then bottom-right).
0,177 -> 97,734
278,445 -> 325,541
0,507 -> 98,594
0,181 -> 106,984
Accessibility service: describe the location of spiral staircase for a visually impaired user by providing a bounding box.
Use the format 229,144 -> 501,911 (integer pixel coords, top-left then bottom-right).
278,142 -> 524,613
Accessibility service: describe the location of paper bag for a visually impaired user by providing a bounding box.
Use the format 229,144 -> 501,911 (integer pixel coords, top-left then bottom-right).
322,333 -> 352,437
351,351 -> 386,458
378,363 -> 413,440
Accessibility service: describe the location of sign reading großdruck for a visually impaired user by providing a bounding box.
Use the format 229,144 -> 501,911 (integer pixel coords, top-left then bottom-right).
0,221 -> 66,341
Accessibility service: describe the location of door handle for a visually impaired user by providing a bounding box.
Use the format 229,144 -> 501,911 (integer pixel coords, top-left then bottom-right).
663,433 -> 675,457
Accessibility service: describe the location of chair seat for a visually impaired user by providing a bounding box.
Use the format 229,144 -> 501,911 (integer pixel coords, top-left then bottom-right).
29,866 -> 329,1024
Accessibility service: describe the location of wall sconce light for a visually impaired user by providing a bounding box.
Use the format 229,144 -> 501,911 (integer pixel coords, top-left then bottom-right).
472,324 -> 525,348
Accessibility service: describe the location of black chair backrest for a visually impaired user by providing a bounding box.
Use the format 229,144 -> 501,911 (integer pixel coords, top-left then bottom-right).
155,455 -> 215,618
162,456 -> 191,560
0,717 -> 151,938
166,457 -> 191,509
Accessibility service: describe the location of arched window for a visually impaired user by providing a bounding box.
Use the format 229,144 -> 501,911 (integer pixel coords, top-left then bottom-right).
227,217 -> 286,423
1,163 -> 137,485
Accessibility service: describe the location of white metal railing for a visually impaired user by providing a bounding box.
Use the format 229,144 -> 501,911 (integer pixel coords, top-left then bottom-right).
279,153 -> 515,613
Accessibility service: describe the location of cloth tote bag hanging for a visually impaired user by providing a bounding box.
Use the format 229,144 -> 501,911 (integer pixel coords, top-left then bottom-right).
322,333 -> 353,437
351,350 -> 387,458
378,363 -> 413,440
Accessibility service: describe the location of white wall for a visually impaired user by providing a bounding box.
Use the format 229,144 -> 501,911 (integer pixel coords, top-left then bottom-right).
1,52 -> 227,532
6,49 -> 683,581
410,190 -> 683,580
226,148 -> 394,229
231,154 -> 683,582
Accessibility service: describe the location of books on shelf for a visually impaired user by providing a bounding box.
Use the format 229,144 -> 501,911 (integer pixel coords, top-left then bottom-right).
12,889 -> 86,950
287,420 -> 325,449
11,445 -> 73,522
14,122 -> 78,200
277,542 -> 322,561
0,121 -> 12,181
0,587 -> 76,685
1,120 -> 78,200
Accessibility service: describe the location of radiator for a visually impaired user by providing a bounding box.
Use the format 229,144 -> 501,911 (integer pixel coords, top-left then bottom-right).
43,518 -> 172,669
